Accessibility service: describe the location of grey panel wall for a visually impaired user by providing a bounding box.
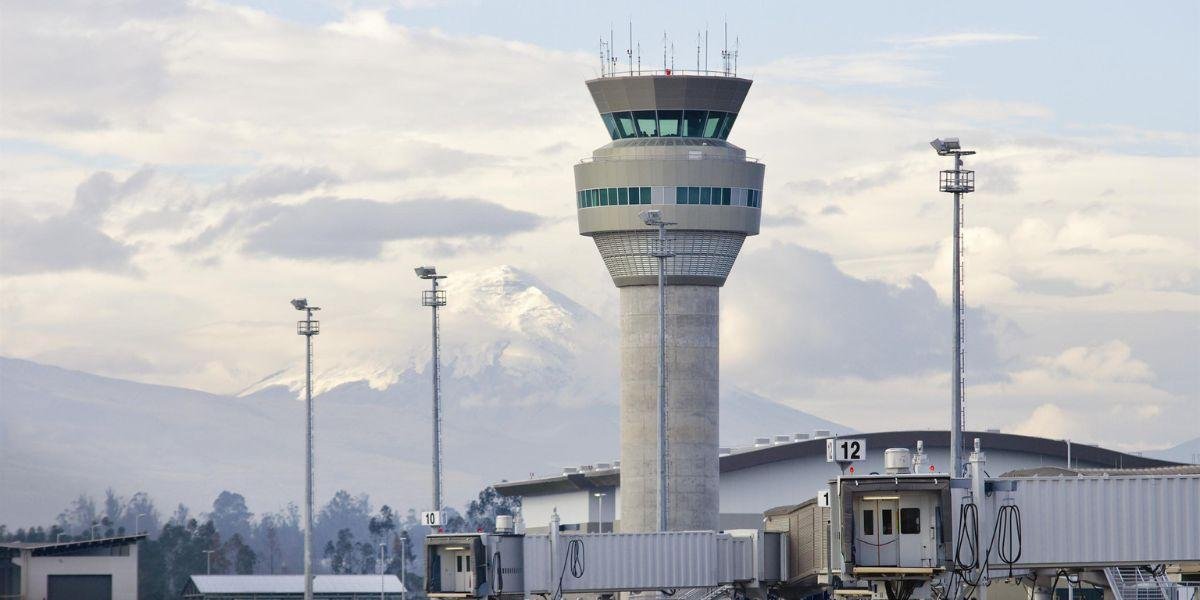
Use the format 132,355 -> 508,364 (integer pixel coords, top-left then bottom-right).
1009,475 -> 1200,567
587,76 -> 752,113
522,532 -> 753,593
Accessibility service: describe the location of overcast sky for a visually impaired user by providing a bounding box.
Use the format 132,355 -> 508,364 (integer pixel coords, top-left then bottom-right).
1,0 -> 1197,451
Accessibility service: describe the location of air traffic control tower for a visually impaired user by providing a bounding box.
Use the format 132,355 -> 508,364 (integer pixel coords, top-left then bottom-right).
574,72 -> 763,532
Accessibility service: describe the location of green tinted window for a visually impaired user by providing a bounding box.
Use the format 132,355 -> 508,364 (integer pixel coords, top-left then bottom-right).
634,110 -> 657,137
590,189 -> 598,206
628,187 -> 639,204
703,112 -> 725,137
618,187 -> 628,205
722,188 -> 731,205
599,188 -> 608,206
718,113 -> 737,139
657,110 -> 681,136
676,187 -> 687,204
601,114 -> 620,140
683,110 -> 707,137
700,187 -> 711,204
614,112 -> 636,138
688,187 -> 700,204
642,187 -> 652,204
609,188 -> 618,205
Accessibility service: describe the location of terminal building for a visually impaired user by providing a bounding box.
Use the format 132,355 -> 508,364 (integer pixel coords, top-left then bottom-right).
495,430 -> 1180,533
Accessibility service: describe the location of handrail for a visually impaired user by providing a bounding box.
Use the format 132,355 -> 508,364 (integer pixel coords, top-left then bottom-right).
599,68 -> 742,79
579,154 -> 760,164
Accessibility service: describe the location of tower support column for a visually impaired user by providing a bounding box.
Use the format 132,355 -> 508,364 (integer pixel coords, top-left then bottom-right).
619,284 -> 720,532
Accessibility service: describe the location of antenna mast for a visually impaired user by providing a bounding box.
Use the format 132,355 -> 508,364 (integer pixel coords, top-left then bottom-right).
704,26 -> 708,72
627,21 -> 633,74
721,21 -> 731,75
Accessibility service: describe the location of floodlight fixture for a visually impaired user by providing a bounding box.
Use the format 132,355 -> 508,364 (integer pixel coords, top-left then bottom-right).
291,298 -> 307,310
930,137 -> 975,157
640,209 -> 662,225
415,266 -> 445,280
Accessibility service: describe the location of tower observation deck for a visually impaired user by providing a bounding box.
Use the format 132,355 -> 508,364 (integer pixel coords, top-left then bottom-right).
574,73 -> 763,533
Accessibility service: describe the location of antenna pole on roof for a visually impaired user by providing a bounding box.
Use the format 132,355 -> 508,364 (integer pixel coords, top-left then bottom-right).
628,20 -> 633,74
704,25 -> 709,72
599,37 -> 605,76
663,31 -> 667,72
637,42 -> 641,74
696,32 -> 700,72
734,37 -> 740,75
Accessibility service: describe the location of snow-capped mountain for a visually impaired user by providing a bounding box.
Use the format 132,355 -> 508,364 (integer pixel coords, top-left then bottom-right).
1,266 -> 850,525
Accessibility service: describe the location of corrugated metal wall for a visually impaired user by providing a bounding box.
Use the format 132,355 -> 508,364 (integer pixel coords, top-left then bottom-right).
523,532 -> 754,593
1010,475 -> 1200,566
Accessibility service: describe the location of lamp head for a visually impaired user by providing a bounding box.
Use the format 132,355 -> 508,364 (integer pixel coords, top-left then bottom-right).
639,209 -> 662,226
291,298 -> 307,311
930,137 -> 963,155
414,266 -> 437,279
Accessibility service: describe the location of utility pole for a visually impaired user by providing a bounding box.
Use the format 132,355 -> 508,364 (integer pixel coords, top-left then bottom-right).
640,210 -> 675,531
415,267 -> 448,513
931,138 -> 976,477
292,298 -> 321,600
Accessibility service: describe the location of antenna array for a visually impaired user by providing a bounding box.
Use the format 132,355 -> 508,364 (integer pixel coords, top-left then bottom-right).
599,20 -> 738,77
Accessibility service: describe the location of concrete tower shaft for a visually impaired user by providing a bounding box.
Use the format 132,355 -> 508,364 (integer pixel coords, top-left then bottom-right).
574,74 -> 763,533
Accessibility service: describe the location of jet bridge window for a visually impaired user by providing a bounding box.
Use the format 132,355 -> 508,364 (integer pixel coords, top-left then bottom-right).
881,509 -> 894,535
900,508 -> 921,534
862,509 -> 874,535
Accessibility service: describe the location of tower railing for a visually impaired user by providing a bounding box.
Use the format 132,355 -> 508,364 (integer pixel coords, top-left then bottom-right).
599,68 -> 743,78
940,169 -> 975,193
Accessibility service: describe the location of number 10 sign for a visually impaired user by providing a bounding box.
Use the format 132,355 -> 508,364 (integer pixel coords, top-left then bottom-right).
826,437 -> 867,462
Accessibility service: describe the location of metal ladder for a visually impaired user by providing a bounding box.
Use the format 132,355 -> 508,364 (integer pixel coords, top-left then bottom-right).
1105,566 -> 1177,600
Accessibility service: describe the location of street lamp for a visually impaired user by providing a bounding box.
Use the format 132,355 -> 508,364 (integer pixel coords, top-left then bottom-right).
135,513 -> 146,534
415,266 -> 448,514
293,297 -> 321,600
593,492 -> 608,533
379,543 -> 388,600
203,549 -> 215,575
930,138 -> 976,478
639,209 -> 675,532
399,530 -> 409,600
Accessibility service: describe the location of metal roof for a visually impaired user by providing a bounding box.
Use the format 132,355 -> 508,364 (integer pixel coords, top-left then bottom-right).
494,430 -> 1181,497
1002,465 -> 1200,477
189,575 -> 404,594
0,533 -> 146,557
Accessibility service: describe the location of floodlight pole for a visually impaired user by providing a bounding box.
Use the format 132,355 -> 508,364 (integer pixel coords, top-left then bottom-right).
417,269 -> 448,513
933,140 -> 975,477
294,300 -> 321,600
646,216 -> 676,532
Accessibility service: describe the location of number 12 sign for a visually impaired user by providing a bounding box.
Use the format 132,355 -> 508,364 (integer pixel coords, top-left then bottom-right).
826,438 -> 867,462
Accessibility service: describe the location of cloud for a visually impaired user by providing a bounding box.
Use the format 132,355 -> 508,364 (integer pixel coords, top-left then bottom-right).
723,243 -> 1002,381
220,196 -> 542,260
0,170 -> 151,275
219,166 -> 340,201
1032,340 -> 1152,382
759,52 -> 933,86
786,167 -> 901,196
893,32 -> 1038,48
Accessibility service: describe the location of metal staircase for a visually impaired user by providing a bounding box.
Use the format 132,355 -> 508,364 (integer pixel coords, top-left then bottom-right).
1105,566 -> 1178,600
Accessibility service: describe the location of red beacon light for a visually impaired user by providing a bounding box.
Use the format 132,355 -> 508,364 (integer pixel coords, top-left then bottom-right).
848,466 -> 855,474
929,465 -> 936,472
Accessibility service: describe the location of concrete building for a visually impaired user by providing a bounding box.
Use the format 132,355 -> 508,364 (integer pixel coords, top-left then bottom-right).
495,430 -> 1179,533
574,72 -> 764,533
182,575 -> 405,599
0,534 -> 145,600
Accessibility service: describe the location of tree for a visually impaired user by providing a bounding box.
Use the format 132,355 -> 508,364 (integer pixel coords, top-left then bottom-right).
223,533 -> 258,575
209,491 -> 254,542
56,494 -> 97,534
465,486 -> 521,532
323,528 -> 358,574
